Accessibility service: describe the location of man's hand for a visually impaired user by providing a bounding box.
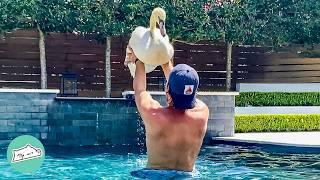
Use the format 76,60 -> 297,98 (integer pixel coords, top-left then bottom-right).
161,60 -> 174,81
124,46 -> 138,66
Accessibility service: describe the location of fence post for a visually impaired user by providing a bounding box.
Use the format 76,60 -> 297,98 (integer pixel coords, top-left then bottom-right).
226,42 -> 233,91
231,46 -> 238,91
38,25 -> 47,89
105,37 -> 111,98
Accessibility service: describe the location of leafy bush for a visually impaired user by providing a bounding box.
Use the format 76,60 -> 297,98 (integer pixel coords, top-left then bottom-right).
236,92 -> 320,106
235,114 -> 320,133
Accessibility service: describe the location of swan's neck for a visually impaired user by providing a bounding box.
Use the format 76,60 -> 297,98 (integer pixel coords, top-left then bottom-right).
149,15 -> 157,39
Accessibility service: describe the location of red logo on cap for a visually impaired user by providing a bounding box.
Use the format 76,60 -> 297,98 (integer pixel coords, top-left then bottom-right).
184,85 -> 194,95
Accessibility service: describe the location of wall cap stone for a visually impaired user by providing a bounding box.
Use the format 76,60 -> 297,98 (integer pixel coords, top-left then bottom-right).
122,91 -> 239,97
0,89 -> 59,94
55,97 -> 128,101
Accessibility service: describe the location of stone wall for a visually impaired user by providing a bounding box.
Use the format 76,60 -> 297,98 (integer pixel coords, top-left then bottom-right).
0,89 -> 237,146
46,97 -> 141,146
0,89 -> 56,145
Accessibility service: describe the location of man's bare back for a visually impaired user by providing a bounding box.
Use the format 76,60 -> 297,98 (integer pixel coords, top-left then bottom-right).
141,99 -> 209,171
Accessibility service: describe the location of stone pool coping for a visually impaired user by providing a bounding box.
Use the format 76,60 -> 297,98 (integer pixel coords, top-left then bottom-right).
236,106 -> 320,114
213,132 -> 320,148
0,88 -> 59,93
55,97 -> 127,101
122,91 -> 239,97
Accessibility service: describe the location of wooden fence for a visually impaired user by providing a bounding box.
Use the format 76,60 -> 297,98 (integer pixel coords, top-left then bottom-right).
0,30 -> 110,97
0,30 -> 40,89
1,29 -> 320,97
234,46 -> 320,83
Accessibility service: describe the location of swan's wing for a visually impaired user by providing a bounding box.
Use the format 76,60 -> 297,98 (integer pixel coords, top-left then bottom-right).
129,26 -> 149,47
128,27 -> 174,65
129,27 -> 151,61
163,34 -> 170,42
145,64 -> 158,73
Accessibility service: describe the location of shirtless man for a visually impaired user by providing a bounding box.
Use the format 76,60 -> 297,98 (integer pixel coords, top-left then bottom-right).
128,49 -> 209,172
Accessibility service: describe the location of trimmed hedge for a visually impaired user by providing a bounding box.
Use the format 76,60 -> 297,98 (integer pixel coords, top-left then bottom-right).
236,92 -> 320,107
235,114 -> 320,133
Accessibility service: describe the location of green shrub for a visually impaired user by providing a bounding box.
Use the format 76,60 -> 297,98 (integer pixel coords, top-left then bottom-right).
235,114 -> 320,133
236,92 -> 320,107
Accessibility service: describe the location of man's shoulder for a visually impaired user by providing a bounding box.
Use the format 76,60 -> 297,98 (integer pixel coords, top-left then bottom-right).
135,91 -> 161,110
191,99 -> 209,121
195,99 -> 209,111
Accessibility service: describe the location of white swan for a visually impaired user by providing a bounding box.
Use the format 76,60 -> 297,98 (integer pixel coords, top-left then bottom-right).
124,7 -> 174,77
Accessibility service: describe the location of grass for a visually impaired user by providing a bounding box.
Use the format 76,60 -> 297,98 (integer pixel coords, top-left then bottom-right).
236,92 -> 320,106
235,114 -> 320,133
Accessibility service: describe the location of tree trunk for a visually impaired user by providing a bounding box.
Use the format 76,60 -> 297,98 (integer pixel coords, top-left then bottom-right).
38,25 -> 47,89
226,42 -> 233,91
105,37 -> 112,97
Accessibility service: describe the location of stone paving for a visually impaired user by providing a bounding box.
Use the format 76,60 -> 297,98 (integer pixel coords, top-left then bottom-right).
214,132 -> 320,148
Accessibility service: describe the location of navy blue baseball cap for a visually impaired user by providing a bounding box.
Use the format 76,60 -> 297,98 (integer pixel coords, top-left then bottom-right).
168,64 -> 199,109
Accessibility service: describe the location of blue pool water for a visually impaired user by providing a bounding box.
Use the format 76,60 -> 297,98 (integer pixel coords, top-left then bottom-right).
1,145 -> 320,179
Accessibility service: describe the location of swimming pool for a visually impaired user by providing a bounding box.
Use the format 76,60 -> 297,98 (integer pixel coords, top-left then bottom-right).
1,144 -> 319,179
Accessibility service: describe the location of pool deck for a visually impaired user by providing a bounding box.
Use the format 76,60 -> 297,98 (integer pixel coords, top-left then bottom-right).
213,132 -> 320,148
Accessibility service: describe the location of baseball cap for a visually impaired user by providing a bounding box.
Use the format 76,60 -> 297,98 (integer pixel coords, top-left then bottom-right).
168,64 -> 199,109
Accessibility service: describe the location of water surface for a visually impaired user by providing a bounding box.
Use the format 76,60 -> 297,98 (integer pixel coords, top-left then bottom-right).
1,145 -> 319,179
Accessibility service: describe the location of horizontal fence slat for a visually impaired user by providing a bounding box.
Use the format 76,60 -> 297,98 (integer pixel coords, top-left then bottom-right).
78,90 -> 106,97
0,67 -> 41,74
48,76 -> 105,82
174,43 -> 226,52
0,74 -> 40,81
239,71 -> 320,79
0,83 -> 39,89
238,64 -> 320,72
238,77 -> 320,83
237,57 -> 320,65
0,51 -> 40,59
6,30 -> 39,38
48,83 -> 105,90
4,37 -> 39,45
0,59 -> 40,65
0,44 -> 39,51
45,47 -> 104,54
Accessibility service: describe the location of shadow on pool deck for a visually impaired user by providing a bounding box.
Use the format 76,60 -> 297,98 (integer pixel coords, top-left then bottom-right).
212,132 -> 320,154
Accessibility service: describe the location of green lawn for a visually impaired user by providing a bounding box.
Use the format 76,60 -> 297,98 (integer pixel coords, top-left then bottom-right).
235,114 -> 320,133
236,92 -> 320,106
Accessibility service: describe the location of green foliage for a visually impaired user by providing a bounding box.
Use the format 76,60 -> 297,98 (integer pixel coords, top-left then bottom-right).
205,0 -> 293,46
72,0 -> 122,38
0,0 -> 78,33
206,0 -> 256,44
288,0 -> 320,45
117,0 -> 209,42
0,0 -> 319,45
36,0 -> 79,33
235,114 -> 320,132
236,92 -> 320,107
0,0 -> 36,32
164,0 -> 210,42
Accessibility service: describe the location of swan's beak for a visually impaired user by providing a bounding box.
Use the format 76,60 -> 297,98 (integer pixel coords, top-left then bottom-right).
157,19 -> 166,37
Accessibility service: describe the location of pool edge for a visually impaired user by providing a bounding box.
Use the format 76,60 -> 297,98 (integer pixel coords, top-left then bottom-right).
210,138 -> 320,154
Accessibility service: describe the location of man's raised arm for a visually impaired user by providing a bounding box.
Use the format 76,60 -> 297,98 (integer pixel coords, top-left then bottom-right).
161,60 -> 174,81
133,60 -> 160,114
